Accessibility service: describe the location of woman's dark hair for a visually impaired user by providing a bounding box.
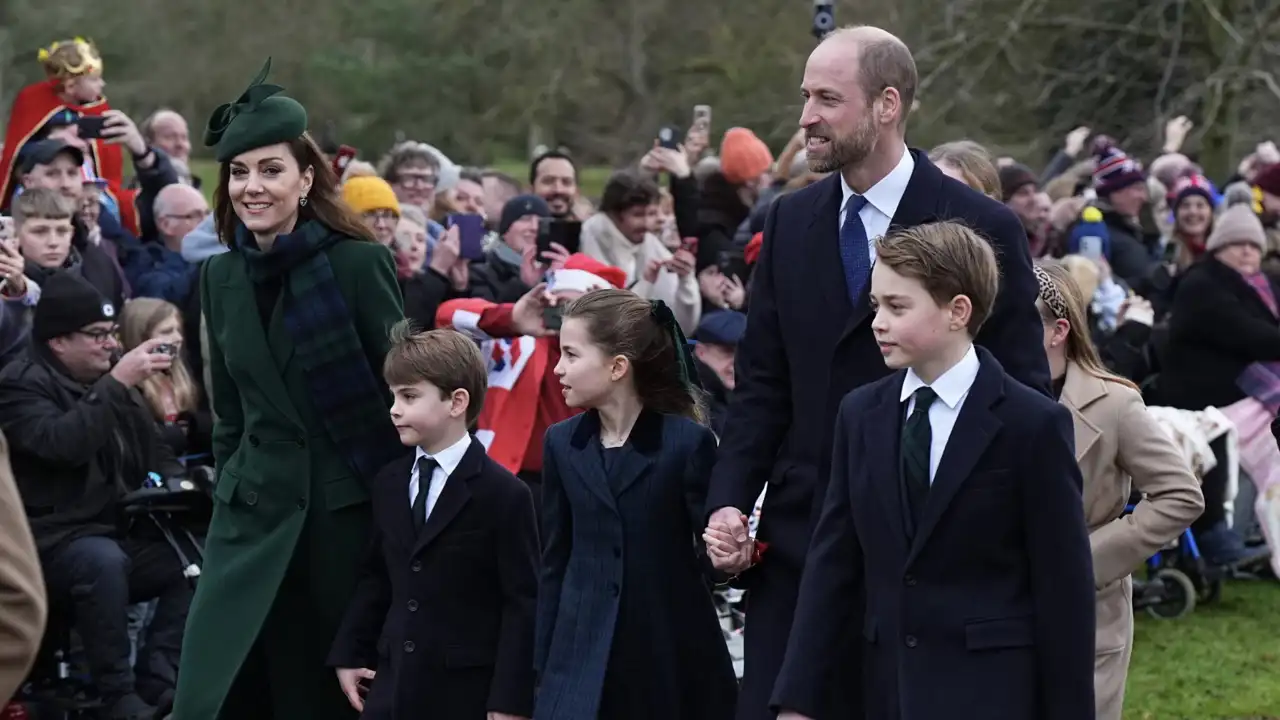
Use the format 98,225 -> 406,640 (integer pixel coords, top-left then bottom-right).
562,289 -> 706,423
213,132 -> 375,246
599,171 -> 660,215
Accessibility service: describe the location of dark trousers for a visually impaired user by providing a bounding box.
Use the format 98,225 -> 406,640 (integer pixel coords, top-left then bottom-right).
1193,435 -> 1230,533
42,535 -> 193,704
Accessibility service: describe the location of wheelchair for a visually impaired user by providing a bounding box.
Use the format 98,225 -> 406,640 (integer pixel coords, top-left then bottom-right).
1126,503 -> 1223,621
6,466 -> 213,719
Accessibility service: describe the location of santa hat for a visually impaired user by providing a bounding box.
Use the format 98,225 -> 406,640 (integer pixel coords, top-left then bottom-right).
1093,143 -> 1146,197
550,253 -> 627,294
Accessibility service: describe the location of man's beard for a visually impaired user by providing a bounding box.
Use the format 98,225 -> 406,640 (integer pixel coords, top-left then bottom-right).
807,118 -> 878,174
547,194 -> 574,217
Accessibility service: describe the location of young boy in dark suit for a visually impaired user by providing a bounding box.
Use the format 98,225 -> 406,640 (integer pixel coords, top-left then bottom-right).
328,323 -> 538,720
770,222 -> 1096,720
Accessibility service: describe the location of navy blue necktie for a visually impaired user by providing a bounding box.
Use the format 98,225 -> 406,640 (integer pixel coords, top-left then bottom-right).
839,194 -> 872,304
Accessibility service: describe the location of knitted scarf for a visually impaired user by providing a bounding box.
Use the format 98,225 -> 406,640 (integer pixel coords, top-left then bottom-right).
234,220 -> 401,479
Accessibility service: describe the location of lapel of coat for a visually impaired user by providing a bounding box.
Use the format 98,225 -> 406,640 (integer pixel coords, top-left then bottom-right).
907,348 -> 1005,566
412,438 -> 481,556
1060,363 -> 1106,462
841,150 -> 945,344
862,375 -> 909,551
807,174 -> 855,326
381,454 -> 419,552
217,256 -> 304,427
266,292 -> 296,375
567,412 -> 620,515
612,409 -> 662,498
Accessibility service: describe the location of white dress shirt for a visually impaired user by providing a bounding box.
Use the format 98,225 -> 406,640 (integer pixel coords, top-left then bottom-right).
408,434 -> 472,522
838,145 -> 916,263
899,345 -> 981,484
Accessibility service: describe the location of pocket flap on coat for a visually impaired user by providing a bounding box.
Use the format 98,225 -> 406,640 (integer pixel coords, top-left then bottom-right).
964,616 -> 1034,650
213,470 -> 243,505
444,645 -> 495,669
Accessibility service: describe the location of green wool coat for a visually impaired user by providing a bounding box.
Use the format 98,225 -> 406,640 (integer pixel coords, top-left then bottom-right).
173,234 -> 405,720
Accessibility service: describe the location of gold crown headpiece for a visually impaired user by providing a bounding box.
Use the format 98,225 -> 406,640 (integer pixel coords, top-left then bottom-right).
37,38 -> 103,79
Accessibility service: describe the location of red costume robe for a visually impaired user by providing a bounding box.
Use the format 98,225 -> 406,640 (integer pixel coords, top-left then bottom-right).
0,78 -> 140,235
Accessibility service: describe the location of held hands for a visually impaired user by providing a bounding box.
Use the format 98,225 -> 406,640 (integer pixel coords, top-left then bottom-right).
487,714 -> 531,720
704,506 -> 754,576
778,713 -> 815,720
336,667 -> 375,712
110,338 -> 174,388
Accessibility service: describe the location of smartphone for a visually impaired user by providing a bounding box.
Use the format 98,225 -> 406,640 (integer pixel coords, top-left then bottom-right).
0,215 -> 14,247
537,218 -> 582,259
331,145 -> 357,178
76,116 -> 108,140
1077,235 -> 1104,261
542,305 -> 565,332
446,213 -> 486,261
718,249 -> 749,282
680,237 -> 699,256
692,105 -> 712,132
152,344 -> 178,357
657,125 -> 682,151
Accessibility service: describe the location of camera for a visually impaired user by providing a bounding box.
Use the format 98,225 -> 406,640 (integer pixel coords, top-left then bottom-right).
152,343 -> 178,357
812,0 -> 835,39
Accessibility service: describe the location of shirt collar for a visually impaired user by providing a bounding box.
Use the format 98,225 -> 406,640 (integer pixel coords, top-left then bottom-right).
899,345 -> 980,409
840,145 -> 915,220
414,434 -> 472,477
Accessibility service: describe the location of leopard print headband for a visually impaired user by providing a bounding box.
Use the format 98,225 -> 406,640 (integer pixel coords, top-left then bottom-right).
1034,265 -> 1069,319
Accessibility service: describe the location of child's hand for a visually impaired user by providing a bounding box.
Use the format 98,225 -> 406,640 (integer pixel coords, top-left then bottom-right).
336,667 -> 375,711
488,713 -> 531,720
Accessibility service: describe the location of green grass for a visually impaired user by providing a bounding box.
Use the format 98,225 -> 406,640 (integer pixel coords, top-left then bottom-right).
189,159 -> 615,202
1125,579 -> 1280,719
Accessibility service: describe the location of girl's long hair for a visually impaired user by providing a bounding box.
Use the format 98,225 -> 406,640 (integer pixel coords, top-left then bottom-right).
120,298 -> 200,420
562,289 -> 707,423
1035,261 -> 1139,392
213,132 -> 375,246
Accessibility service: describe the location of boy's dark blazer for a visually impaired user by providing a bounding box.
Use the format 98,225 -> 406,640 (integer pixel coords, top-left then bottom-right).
328,436 -> 539,720
772,347 -> 1096,720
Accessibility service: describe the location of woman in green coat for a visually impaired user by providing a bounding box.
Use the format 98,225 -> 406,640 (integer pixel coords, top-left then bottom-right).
172,60 -> 407,720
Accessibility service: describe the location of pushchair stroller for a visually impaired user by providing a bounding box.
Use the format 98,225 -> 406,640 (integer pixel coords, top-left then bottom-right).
8,468 -> 213,719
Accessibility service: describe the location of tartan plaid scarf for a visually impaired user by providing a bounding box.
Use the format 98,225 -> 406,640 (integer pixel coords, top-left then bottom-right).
234,220 -> 401,479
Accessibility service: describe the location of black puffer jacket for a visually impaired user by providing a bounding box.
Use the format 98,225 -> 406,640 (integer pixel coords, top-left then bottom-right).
0,345 -> 182,554
467,245 -> 530,303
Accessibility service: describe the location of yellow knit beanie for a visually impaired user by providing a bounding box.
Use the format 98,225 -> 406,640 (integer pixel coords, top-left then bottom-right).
342,176 -> 401,216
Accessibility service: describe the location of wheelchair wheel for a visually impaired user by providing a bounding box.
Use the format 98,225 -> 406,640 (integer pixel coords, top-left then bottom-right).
1146,568 -> 1196,619
1199,576 -> 1222,604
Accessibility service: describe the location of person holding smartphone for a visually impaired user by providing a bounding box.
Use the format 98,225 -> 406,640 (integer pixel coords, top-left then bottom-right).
0,215 -> 41,371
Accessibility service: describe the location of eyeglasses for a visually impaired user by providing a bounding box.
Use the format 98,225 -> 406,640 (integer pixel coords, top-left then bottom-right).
364,210 -> 399,222
396,172 -> 437,188
163,209 -> 210,222
75,325 -> 119,344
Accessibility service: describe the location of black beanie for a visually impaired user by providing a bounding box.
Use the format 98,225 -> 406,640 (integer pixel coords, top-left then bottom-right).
33,272 -> 116,341
998,163 -> 1038,203
498,194 -> 551,235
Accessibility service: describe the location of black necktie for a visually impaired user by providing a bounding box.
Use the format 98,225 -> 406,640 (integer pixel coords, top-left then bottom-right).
412,457 -> 437,534
901,387 -> 938,529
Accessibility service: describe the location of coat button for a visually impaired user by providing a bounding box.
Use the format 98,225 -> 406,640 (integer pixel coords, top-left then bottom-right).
410,561 -> 422,573
407,600 -> 418,612
244,491 -> 258,506
403,641 -> 415,653
296,497 -> 307,510
905,635 -> 918,648
248,435 -> 260,447
904,574 -> 917,587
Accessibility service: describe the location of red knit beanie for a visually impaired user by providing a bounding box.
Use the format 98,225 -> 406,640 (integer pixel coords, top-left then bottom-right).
720,128 -> 774,186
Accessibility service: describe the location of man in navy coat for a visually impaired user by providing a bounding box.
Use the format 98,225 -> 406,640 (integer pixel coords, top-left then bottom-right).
703,26 -> 1052,720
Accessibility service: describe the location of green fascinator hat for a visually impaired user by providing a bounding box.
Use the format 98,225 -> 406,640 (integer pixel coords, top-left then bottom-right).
204,58 -> 308,163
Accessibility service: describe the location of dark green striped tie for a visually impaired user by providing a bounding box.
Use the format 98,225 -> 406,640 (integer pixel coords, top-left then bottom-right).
902,387 -> 938,528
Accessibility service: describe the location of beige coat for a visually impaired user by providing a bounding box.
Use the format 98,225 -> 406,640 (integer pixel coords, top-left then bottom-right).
1060,364 -> 1205,720
0,429 -> 46,702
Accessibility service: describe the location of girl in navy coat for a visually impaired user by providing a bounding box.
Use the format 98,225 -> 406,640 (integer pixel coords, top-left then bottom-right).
534,289 -> 737,720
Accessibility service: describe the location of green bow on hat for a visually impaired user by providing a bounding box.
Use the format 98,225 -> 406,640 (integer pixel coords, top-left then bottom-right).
204,58 -> 308,163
